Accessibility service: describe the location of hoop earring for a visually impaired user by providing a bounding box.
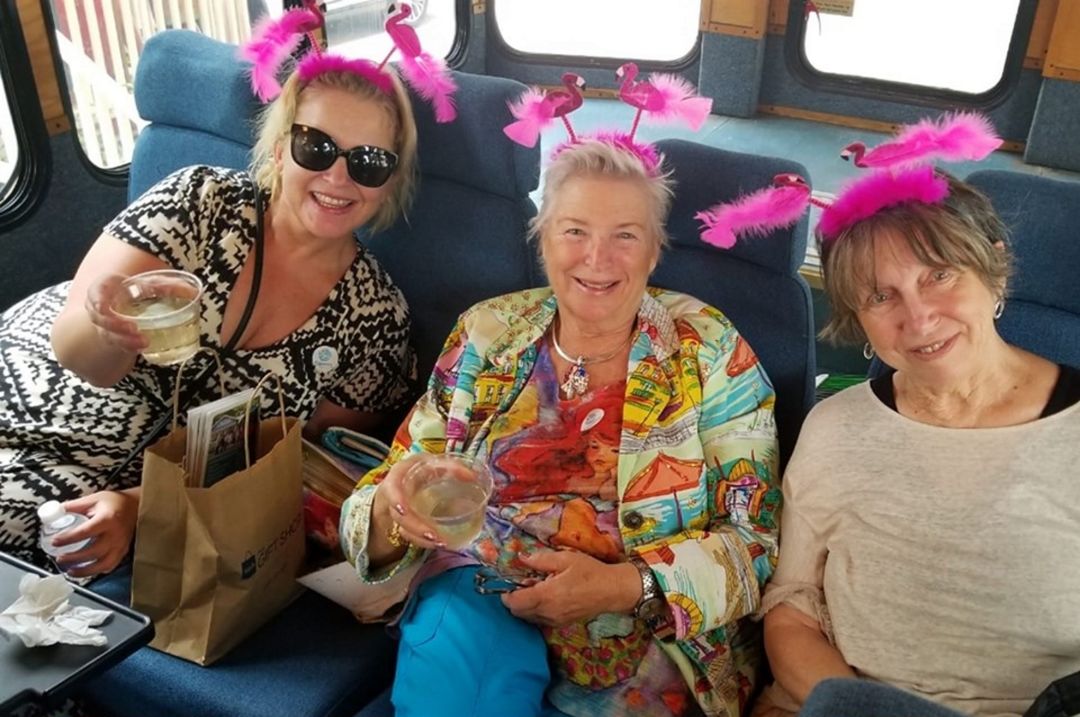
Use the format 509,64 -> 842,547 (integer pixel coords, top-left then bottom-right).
993,299 -> 1005,320
863,343 -> 875,360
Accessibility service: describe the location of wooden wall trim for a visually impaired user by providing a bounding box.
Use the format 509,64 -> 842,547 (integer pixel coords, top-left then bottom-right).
1025,0 -> 1057,70
1045,0 -> 1080,80
16,0 -> 68,134
768,0 -> 789,35
701,0 -> 767,39
759,104 -> 1026,153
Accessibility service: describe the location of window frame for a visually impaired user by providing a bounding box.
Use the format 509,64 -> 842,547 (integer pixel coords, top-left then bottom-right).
38,0 -> 130,186
783,0 -> 1040,109
0,0 -> 50,231
487,0 -> 702,73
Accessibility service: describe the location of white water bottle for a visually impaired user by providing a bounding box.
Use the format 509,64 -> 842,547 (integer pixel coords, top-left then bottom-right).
38,500 -> 95,570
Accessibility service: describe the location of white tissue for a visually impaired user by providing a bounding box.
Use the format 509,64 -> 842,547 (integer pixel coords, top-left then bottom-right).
0,573 -> 111,647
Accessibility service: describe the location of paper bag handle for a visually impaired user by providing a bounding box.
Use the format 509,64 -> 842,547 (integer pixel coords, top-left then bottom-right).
242,372 -> 288,468
170,347 -> 226,433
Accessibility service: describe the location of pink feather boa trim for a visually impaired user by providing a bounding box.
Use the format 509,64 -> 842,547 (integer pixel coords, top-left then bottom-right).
398,51 -> 457,123
296,54 -> 394,95
819,166 -> 949,241
850,112 -> 1002,169
696,181 -> 810,249
551,131 -> 661,175
240,8 -> 322,101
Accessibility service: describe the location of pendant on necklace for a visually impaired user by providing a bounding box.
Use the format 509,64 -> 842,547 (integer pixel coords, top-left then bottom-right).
561,358 -> 589,399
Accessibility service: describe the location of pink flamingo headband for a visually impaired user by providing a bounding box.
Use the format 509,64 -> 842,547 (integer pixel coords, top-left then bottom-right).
502,63 -> 713,176
819,112 -> 1002,242
697,174 -> 813,250
240,2 -> 457,123
696,112 -> 1002,251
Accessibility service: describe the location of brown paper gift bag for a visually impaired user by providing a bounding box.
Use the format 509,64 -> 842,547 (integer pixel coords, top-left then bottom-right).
131,369 -> 305,665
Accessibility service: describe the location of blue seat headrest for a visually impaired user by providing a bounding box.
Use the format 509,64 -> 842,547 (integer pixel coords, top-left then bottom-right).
966,170 -> 1080,316
657,139 -> 810,275
134,30 -> 259,147
407,71 -> 539,199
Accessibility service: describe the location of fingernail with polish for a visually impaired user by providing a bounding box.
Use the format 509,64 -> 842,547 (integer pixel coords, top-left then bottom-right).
423,531 -> 437,542
394,503 -> 406,515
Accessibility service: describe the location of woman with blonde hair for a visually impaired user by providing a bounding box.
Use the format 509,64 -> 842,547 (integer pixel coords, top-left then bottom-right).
0,6 -> 440,575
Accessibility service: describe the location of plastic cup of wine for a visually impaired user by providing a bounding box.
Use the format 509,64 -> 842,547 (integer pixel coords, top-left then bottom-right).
404,453 -> 493,550
112,269 -> 203,366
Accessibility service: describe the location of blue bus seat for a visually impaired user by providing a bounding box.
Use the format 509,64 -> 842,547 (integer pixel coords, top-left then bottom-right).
126,30 -> 258,202
84,565 -> 395,717
81,28 -> 540,717
966,170 -> 1080,367
360,64 -> 541,378
650,139 -> 817,468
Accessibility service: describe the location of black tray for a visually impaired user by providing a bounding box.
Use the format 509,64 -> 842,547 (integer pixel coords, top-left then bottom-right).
0,552 -> 153,714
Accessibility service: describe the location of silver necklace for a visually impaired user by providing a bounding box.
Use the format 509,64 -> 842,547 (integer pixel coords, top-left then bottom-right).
549,323 -> 633,399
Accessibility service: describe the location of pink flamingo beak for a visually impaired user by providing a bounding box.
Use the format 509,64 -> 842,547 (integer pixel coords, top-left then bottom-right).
616,63 -> 637,81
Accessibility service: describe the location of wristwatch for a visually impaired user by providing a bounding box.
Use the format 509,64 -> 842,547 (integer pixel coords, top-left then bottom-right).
628,556 -> 667,627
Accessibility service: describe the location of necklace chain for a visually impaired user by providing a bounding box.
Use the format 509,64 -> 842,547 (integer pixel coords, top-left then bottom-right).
549,320 -> 634,399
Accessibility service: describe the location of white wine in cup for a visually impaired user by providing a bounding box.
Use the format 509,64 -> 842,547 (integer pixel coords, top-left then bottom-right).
112,269 -> 203,366
405,453 -> 493,550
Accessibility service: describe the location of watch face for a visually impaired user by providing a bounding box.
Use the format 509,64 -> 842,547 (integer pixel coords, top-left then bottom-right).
638,596 -> 666,620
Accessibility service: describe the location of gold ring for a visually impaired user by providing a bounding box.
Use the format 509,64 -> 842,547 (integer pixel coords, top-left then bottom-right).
387,521 -> 406,547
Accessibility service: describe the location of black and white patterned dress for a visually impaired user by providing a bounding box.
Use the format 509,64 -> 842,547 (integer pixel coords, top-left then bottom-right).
0,166 -> 415,567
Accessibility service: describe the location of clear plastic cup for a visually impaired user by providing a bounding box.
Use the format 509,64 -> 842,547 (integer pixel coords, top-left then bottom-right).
112,269 -> 203,366
404,453 -> 493,549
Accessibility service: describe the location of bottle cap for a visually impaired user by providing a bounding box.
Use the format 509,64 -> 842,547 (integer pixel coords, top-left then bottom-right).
37,500 -> 65,524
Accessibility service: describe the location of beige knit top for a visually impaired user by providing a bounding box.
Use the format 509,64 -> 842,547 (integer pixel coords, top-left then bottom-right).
760,382 -> 1080,717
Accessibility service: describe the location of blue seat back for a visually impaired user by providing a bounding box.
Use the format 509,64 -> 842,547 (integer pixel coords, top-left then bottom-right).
129,30 -> 258,199
965,170 -> 1080,367
361,73 -> 541,377
651,139 -> 816,468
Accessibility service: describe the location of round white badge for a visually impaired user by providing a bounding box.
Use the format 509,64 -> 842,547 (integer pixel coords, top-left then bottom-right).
580,408 -> 604,432
312,345 -> 339,374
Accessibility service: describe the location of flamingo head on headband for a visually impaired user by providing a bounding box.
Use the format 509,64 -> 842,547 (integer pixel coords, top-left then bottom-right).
502,63 -> 713,176
240,2 -> 457,122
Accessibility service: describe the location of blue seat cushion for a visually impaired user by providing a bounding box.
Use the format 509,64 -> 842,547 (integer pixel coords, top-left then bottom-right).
81,566 -> 396,717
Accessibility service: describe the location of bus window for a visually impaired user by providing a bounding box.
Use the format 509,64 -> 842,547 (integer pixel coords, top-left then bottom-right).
45,0 -> 285,172
0,67 -> 17,201
799,0 -> 1025,95
323,0 -> 459,65
0,1 -> 47,226
493,0 -> 699,63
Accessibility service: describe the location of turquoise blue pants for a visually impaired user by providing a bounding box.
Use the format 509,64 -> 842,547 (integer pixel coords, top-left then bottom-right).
392,566 -> 568,717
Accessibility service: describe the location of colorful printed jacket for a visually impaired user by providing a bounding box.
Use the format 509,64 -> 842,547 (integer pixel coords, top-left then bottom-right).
342,287 -> 780,717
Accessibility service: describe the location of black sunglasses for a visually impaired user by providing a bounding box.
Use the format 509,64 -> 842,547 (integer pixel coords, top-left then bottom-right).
290,124 -> 399,188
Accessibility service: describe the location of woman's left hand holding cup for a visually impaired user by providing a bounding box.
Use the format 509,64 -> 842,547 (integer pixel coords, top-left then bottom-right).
84,273 -> 147,354
369,454 -> 445,567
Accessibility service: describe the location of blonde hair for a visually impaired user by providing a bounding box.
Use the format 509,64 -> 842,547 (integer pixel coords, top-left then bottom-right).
250,68 -> 418,233
529,139 -> 674,250
818,172 -> 1012,345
